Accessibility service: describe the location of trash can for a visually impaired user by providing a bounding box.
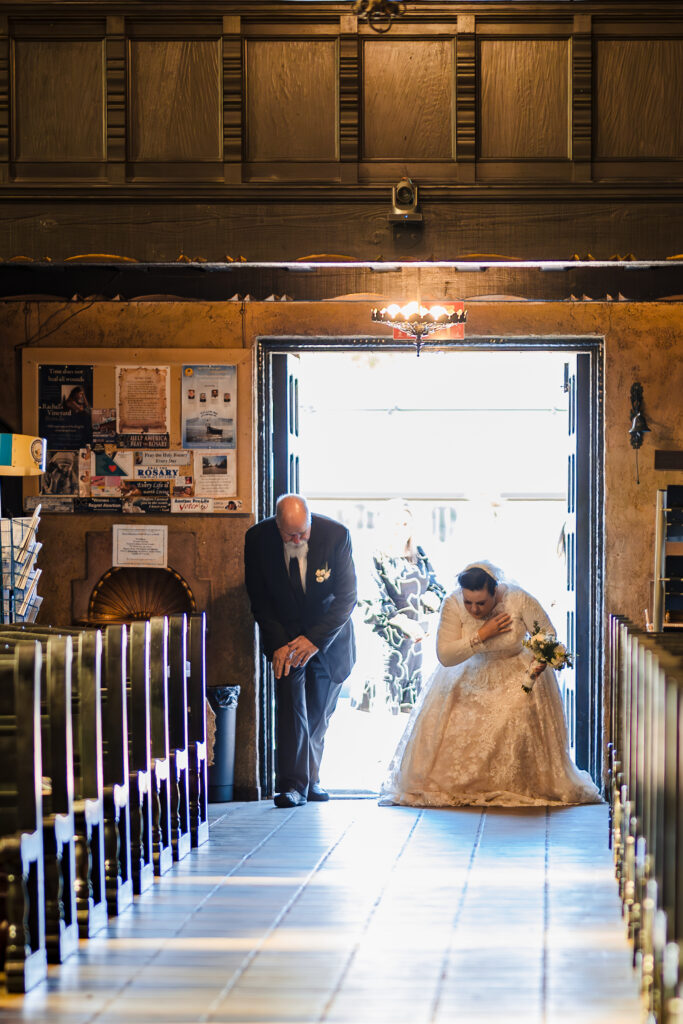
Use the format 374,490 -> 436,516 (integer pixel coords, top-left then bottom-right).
207,685 -> 240,802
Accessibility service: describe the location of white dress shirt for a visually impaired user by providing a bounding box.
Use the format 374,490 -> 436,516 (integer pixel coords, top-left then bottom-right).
284,540 -> 308,593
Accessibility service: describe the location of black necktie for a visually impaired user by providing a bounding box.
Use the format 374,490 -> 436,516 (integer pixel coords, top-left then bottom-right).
289,556 -> 304,600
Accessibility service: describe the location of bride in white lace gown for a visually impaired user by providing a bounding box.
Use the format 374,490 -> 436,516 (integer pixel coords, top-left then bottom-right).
380,562 -> 601,807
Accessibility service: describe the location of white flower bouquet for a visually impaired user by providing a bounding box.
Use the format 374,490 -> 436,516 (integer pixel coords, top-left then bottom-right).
521,620 -> 573,693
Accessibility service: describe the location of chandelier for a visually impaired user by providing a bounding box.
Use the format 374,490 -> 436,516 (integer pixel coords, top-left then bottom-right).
371,301 -> 467,355
352,0 -> 406,33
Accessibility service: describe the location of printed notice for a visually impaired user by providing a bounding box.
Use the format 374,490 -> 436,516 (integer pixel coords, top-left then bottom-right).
113,525 -> 168,568
181,365 -> 236,450
116,366 -> 170,440
193,450 -> 236,497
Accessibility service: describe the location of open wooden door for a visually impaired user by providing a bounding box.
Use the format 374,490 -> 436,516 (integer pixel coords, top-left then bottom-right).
270,354 -> 301,511
564,353 -> 595,772
258,352 -> 302,795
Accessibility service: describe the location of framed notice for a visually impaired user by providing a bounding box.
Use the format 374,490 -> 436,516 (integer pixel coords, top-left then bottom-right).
112,525 -> 168,568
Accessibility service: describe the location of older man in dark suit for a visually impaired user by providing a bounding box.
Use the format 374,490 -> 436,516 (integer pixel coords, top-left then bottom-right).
244,494 -> 357,808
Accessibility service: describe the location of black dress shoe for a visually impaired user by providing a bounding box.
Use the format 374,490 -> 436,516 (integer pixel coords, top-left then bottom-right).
274,790 -> 307,808
307,783 -> 329,802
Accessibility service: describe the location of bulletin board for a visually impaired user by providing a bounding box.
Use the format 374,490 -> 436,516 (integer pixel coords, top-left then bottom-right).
22,347 -> 254,515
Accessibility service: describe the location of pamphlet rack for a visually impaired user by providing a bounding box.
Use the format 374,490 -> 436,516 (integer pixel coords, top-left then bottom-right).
0,506 -> 42,624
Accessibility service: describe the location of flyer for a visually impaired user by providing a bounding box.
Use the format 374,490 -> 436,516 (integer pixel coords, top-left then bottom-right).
90,450 -> 135,496
133,451 -> 191,480
213,498 -> 243,512
171,497 -> 214,514
78,448 -> 91,496
193,450 -> 236,497
181,365 -> 236,449
38,365 -> 93,449
171,476 -> 194,498
91,408 -> 116,445
25,495 -> 74,513
75,496 -> 124,513
116,366 -> 170,443
121,480 -> 172,514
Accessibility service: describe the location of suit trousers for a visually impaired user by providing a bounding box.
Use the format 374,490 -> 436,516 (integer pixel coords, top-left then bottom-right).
274,655 -> 342,797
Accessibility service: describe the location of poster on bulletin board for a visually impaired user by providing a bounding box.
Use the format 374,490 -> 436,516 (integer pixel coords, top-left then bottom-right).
38,365 -> 93,449
116,366 -> 170,447
181,365 -> 236,449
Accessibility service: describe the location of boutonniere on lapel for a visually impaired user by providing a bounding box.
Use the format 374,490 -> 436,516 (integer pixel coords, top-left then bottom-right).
315,564 -> 331,583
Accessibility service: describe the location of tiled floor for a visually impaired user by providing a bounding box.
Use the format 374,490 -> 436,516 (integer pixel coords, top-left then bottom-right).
1,800 -> 643,1023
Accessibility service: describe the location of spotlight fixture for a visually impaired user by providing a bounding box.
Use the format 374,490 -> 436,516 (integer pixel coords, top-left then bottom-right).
390,177 -> 422,223
371,301 -> 467,356
352,0 -> 406,33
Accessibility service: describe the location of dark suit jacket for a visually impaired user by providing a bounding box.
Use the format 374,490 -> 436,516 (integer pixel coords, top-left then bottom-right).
244,513 -> 357,684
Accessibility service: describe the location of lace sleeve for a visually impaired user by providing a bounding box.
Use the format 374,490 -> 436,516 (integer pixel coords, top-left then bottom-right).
519,589 -> 556,637
436,593 -> 475,667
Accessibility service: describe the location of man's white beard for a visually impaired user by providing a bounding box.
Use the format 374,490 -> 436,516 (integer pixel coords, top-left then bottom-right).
284,540 -> 308,560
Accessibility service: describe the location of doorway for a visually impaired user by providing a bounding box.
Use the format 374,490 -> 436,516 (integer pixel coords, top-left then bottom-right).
257,338 -> 604,796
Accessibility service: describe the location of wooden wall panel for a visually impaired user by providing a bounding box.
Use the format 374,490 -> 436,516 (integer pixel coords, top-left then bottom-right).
0,20 -> 9,178
246,39 -> 337,162
595,39 -> 683,159
479,38 -> 569,159
128,39 -> 222,161
13,40 -> 105,161
362,39 -> 454,160
106,17 -> 126,181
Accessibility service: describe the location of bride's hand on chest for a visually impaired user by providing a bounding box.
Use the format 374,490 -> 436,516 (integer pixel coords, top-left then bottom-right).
477,610 -> 513,642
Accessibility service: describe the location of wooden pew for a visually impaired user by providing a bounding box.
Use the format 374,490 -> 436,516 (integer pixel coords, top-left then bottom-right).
70,629 -> 108,938
187,613 -> 209,848
148,617 -> 172,877
101,625 -> 134,916
25,623 -> 136,919
40,637 -> 79,962
0,631 -> 79,964
609,618 -> 683,1024
127,621 -> 154,895
168,615 -> 191,861
1,627 -> 108,938
0,642 -> 47,993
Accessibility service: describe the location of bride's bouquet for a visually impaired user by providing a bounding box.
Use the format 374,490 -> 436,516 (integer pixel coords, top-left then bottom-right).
522,621 -> 573,693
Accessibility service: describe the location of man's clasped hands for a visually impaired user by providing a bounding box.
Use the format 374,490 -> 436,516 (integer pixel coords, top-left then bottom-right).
272,636 -> 319,678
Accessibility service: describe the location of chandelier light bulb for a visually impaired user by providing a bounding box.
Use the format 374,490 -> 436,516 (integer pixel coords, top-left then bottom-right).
371,300 -> 468,355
